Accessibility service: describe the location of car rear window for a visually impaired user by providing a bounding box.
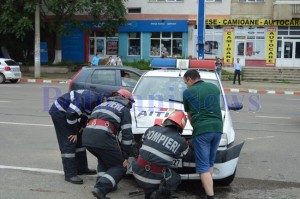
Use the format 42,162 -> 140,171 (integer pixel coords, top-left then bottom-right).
4,60 -> 18,66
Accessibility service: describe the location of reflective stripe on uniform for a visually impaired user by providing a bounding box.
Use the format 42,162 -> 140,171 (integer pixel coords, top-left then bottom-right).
86,125 -> 114,135
61,153 -> 75,158
70,91 -> 75,101
67,119 -> 77,125
102,173 -> 116,187
133,172 -> 161,184
122,140 -> 132,145
69,103 -> 82,115
55,100 -> 66,112
121,124 -> 132,130
141,145 -> 174,162
76,147 -> 86,152
97,172 -> 105,177
92,109 -> 121,123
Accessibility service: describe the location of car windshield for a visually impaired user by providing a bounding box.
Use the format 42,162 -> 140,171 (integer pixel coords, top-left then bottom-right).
133,76 -> 225,110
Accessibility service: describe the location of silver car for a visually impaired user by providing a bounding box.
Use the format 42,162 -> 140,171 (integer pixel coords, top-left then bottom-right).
0,58 -> 22,83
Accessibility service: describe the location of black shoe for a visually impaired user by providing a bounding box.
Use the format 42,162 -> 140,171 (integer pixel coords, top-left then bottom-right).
92,187 -> 110,199
65,175 -> 83,184
78,168 -> 97,175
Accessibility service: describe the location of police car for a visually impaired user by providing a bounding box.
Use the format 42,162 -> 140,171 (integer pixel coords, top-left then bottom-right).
129,58 -> 244,186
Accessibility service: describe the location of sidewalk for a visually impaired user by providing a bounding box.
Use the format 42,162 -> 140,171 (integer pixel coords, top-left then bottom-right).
20,72 -> 300,95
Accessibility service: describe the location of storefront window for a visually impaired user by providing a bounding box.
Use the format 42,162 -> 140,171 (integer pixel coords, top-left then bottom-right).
234,26 -> 265,59
150,32 -> 182,57
128,33 -> 140,55
106,37 -> 118,55
204,26 -> 223,59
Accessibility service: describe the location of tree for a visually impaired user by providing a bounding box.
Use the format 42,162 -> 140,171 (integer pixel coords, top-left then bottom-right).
40,0 -> 128,64
0,0 -> 36,61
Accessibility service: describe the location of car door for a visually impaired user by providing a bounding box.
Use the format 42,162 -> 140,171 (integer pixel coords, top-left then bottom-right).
85,68 -> 120,94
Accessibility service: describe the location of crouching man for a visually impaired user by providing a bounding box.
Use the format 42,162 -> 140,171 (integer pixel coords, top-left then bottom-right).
132,111 -> 190,199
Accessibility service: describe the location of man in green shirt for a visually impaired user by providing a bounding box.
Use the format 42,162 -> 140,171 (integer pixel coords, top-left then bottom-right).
183,69 -> 223,199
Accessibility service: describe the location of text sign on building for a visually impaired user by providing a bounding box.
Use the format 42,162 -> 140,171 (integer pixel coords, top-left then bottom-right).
266,27 -> 277,66
206,19 -> 300,26
223,28 -> 234,65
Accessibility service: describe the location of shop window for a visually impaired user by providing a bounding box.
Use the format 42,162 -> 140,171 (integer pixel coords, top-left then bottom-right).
106,37 -> 118,55
277,40 -> 282,58
127,8 -> 141,13
128,33 -> 140,56
150,32 -> 182,57
205,0 -> 222,2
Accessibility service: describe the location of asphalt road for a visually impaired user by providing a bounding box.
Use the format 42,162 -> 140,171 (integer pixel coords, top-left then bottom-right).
0,83 -> 300,199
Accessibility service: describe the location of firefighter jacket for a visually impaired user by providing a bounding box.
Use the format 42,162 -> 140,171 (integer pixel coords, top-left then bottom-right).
49,90 -> 102,132
82,95 -> 133,159
139,125 -> 189,167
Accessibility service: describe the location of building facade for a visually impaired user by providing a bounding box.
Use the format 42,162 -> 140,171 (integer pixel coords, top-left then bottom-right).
60,0 -> 300,67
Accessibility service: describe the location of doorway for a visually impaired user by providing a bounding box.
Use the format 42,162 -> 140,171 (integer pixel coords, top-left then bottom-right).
277,39 -> 300,67
89,37 -> 106,62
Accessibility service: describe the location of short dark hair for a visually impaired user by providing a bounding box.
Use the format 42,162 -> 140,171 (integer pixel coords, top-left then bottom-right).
184,69 -> 200,80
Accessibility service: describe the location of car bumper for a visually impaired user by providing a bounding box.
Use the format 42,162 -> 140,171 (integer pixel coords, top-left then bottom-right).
4,71 -> 22,79
178,141 -> 245,180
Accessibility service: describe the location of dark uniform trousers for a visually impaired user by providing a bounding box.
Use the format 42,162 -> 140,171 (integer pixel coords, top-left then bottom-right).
50,111 -> 88,178
86,146 -> 126,194
132,162 -> 181,199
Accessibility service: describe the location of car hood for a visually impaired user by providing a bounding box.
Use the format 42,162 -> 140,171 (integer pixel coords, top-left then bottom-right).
132,99 -> 225,136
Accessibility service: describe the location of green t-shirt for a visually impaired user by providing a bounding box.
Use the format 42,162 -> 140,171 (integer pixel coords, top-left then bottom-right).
183,80 -> 223,137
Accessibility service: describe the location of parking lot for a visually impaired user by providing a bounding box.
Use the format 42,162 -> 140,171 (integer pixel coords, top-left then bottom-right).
0,82 -> 300,199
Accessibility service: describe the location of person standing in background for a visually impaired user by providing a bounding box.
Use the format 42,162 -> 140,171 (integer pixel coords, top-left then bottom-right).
115,55 -> 123,66
215,58 -> 223,80
92,53 -> 102,66
233,58 -> 243,85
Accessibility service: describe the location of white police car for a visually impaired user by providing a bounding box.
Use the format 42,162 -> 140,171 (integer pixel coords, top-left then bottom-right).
129,58 -> 244,186
0,58 -> 22,83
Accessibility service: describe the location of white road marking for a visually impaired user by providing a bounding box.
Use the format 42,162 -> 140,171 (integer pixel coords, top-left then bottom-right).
0,165 -> 63,175
255,116 -> 291,119
0,101 -> 11,103
0,121 -> 52,127
286,98 -> 300,101
246,136 -> 275,140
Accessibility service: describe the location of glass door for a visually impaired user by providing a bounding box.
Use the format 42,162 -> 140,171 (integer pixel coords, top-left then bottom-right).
96,38 -> 106,56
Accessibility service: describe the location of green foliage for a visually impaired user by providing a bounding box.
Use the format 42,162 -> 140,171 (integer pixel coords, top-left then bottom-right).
41,0 -> 128,37
123,60 -> 152,70
0,0 -> 35,41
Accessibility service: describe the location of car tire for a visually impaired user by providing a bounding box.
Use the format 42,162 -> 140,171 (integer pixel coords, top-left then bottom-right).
0,73 -> 6,84
214,168 -> 236,186
10,79 -> 19,83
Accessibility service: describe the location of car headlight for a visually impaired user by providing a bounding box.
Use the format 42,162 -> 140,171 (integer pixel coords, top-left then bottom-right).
219,133 -> 228,147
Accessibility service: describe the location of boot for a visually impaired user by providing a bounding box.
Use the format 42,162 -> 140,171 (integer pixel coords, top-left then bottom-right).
92,187 -> 110,199
65,175 -> 83,184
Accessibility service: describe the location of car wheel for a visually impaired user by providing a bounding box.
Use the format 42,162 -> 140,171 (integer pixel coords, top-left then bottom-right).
10,79 -> 19,83
0,73 -> 6,84
214,168 -> 236,186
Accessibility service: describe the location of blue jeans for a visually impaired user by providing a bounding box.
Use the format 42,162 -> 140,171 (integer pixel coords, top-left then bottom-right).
192,133 -> 222,174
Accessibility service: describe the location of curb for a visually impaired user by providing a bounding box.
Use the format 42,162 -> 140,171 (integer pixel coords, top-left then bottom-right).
223,88 -> 300,95
20,77 -> 300,95
20,78 -> 69,84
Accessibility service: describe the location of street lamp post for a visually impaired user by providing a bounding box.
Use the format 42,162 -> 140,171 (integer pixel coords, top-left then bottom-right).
34,0 -> 41,78
198,0 -> 205,60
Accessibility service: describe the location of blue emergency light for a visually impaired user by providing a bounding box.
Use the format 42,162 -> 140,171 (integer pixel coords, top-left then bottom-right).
150,58 -> 177,68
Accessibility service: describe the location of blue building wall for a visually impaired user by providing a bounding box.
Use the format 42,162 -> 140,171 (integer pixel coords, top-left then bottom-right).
61,20 -> 189,63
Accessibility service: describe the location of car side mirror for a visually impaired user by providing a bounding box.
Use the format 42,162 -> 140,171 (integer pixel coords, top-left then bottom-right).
228,102 -> 243,111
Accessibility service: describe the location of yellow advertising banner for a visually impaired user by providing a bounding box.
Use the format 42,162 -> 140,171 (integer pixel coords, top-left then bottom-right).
206,19 -> 300,26
266,27 -> 277,66
223,28 -> 234,65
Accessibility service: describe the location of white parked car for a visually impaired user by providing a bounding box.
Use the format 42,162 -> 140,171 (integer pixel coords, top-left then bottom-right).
0,58 -> 22,83
128,61 -> 244,186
